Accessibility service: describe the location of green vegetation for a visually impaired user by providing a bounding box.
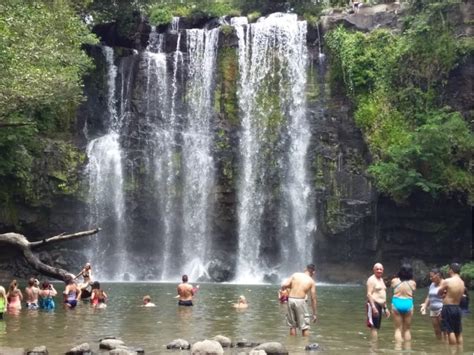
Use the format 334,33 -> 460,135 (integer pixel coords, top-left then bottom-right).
0,0 -> 97,206
325,1 -> 474,203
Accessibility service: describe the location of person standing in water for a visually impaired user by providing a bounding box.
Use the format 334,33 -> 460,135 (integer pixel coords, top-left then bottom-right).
366,263 -> 390,340
390,263 -> 416,344
420,268 -> 444,340
25,278 -> 40,310
438,263 -> 465,345
281,264 -> 317,336
6,280 -> 23,313
0,286 -> 6,320
177,275 -> 194,306
63,276 -> 81,309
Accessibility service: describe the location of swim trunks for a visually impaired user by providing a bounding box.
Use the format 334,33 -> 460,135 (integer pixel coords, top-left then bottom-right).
441,304 -> 462,334
366,302 -> 383,329
65,299 -> 78,308
27,302 -> 39,310
286,297 -> 310,330
178,300 -> 193,306
392,297 -> 413,314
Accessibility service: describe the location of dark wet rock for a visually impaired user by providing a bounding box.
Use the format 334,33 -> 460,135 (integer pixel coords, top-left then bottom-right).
65,343 -> 92,355
109,346 -> 144,355
305,343 -> 322,351
26,345 -> 48,355
252,342 -> 288,355
236,341 -> 261,348
212,335 -> 232,348
99,339 -> 125,350
191,339 -> 224,355
167,338 -> 191,350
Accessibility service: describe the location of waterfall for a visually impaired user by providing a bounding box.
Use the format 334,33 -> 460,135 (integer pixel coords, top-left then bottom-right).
181,28 -> 219,281
86,46 -> 129,280
234,14 -> 315,282
144,20 -> 218,280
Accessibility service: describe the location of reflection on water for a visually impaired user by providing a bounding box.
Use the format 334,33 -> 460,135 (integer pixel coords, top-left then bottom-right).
0,283 -> 471,354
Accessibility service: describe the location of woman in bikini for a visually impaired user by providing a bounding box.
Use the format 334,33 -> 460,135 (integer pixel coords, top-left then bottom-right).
391,263 -> 417,344
6,280 -> 23,313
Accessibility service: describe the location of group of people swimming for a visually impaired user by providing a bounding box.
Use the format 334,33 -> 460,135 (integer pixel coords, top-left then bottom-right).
0,262 -> 108,318
366,262 -> 469,347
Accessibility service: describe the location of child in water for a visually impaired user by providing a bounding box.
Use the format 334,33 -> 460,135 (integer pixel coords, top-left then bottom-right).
0,286 -> 6,320
233,295 -> 248,309
143,295 -> 156,307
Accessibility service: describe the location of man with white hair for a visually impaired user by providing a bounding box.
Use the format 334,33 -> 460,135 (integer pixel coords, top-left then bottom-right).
366,263 -> 390,339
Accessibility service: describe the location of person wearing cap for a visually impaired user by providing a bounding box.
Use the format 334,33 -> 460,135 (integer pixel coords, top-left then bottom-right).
281,264 -> 317,336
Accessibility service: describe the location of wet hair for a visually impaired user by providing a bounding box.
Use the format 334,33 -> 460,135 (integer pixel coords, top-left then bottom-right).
398,263 -> 413,281
64,275 -> 74,285
42,281 -> 50,289
430,267 -> 441,275
143,295 -> 151,303
9,280 -> 18,292
28,277 -> 36,286
450,263 -> 461,274
91,281 -> 100,289
182,275 -> 188,282
306,264 -> 316,273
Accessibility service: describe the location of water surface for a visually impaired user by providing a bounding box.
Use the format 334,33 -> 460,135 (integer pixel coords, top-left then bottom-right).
0,283 -> 472,354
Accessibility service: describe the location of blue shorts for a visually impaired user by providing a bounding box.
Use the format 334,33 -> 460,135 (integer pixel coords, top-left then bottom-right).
392,297 -> 413,314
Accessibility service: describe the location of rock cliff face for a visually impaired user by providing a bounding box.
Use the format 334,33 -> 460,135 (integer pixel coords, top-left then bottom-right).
0,4 -> 471,282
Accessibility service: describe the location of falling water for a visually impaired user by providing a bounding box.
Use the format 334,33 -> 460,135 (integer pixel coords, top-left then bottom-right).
234,14 -> 314,282
86,46 -> 128,280
181,28 -> 219,281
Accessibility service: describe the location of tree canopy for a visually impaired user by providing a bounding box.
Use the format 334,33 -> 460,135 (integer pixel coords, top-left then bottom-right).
325,0 -> 473,203
0,0 -> 97,206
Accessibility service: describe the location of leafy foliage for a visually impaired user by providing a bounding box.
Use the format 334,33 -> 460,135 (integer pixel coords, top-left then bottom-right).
0,0 -> 97,204
325,1 -> 474,203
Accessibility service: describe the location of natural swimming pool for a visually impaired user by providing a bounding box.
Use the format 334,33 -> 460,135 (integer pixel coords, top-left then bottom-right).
0,283 -> 472,354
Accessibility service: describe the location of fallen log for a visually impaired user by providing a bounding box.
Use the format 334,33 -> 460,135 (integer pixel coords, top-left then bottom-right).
0,228 -> 101,281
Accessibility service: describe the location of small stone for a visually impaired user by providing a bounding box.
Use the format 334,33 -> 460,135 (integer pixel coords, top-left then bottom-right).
212,335 -> 232,348
65,342 -> 91,355
99,339 -> 125,350
166,338 -> 190,350
191,339 -> 224,355
26,345 -> 48,355
253,342 -> 288,355
305,343 -> 321,351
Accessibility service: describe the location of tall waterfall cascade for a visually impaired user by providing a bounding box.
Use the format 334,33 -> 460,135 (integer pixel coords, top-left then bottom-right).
84,13 -> 316,283
86,46 -> 129,280
234,13 -> 315,282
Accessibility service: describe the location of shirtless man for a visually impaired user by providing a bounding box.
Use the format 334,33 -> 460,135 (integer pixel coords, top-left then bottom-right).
177,275 -> 194,306
25,278 -> 40,310
280,264 -> 317,336
366,263 -> 390,339
438,263 -> 465,345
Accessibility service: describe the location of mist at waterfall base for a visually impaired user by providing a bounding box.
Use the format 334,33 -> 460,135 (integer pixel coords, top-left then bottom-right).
84,14 -> 316,283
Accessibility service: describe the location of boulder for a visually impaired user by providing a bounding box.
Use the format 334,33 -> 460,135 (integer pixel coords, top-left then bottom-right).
99,339 -> 125,350
305,343 -> 322,351
26,346 -> 48,355
166,338 -> 191,350
253,342 -> 288,355
211,335 -> 232,348
191,339 -> 224,355
65,343 -> 92,355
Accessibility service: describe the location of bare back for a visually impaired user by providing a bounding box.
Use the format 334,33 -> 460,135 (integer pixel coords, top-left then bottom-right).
286,272 -> 315,298
177,283 -> 194,301
440,275 -> 464,305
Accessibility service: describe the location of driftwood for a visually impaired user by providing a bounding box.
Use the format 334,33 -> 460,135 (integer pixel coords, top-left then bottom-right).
0,228 -> 101,281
